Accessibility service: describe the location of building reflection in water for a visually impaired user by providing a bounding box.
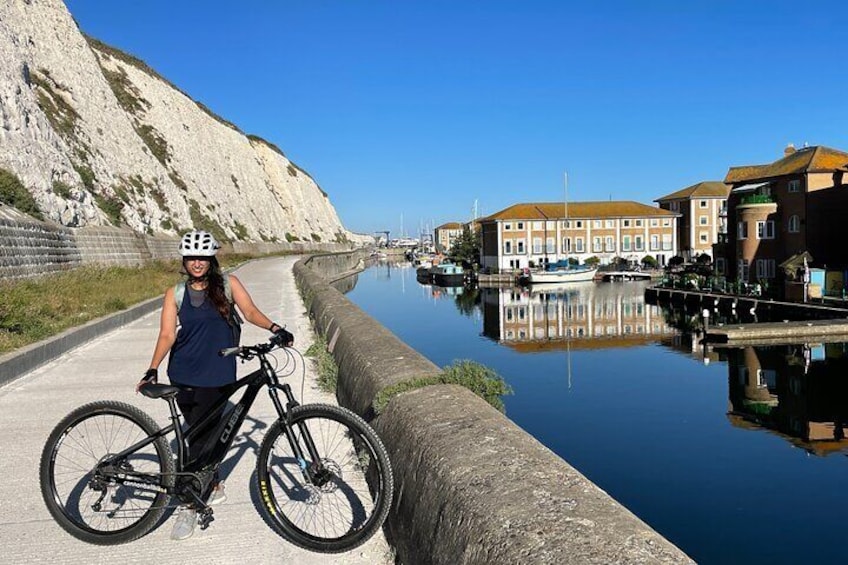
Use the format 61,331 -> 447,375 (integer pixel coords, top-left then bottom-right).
726,342 -> 848,455
480,281 -> 677,351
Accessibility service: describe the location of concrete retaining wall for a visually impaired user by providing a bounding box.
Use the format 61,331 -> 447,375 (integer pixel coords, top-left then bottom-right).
295,253 -> 693,564
0,210 -> 355,280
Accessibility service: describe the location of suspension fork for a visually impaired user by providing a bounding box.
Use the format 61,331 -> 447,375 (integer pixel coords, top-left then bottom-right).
267,379 -> 324,482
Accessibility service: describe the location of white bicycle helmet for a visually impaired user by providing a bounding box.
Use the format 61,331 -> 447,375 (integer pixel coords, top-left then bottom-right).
179,230 -> 221,257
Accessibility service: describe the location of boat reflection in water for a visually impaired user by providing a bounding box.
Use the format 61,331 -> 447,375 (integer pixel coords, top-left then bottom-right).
725,341 -> 848,455
481,280 -> 677,349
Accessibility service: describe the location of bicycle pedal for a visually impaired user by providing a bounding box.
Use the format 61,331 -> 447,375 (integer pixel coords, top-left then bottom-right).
198,509 -> 215,530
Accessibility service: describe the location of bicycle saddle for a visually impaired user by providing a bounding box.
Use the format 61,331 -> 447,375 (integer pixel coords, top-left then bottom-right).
140,383 -> 181,399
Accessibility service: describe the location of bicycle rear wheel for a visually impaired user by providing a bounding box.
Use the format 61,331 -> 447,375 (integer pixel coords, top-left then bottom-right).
39,400 -> 174,545
256,404 -> 393,553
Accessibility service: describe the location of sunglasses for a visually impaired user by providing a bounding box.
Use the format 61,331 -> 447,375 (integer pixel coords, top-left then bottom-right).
184,256 -> 212,263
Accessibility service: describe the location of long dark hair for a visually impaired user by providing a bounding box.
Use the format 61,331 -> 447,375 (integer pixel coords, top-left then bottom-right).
182,256 -> 231,320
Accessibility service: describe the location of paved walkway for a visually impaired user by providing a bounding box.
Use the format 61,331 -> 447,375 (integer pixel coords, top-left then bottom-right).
0,256 -> 392,565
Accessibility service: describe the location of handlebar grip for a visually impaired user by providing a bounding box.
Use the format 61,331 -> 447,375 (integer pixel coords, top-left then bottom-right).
219,346 -> 242,357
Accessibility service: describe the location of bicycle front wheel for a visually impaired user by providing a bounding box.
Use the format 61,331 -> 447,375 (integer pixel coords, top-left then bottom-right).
39,400 -> 174,545
256,404 -> 394,553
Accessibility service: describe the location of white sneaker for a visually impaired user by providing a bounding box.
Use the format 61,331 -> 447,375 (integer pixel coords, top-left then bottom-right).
170,507 -> 197,540
209,482 -> 227,506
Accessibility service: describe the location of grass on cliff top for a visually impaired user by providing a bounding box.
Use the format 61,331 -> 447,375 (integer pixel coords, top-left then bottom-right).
0,254 -> 257,355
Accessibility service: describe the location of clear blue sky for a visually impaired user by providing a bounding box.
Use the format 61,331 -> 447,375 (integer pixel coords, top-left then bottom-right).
65,0 -> 848,236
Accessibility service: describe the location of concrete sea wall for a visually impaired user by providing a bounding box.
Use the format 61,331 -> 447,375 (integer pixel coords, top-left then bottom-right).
295,252 -> 694,565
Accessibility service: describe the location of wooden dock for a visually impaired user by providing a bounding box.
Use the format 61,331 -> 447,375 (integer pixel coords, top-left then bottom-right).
704,318 -> 848,344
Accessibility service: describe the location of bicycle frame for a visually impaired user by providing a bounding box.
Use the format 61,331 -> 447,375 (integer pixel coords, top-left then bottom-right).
98,346 -> 325,506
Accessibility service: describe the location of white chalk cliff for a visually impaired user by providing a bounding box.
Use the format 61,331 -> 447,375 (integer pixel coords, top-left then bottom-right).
0,0 -> 366,245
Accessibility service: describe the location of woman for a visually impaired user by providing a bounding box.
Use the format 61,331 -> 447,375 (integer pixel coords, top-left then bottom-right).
137,230 -> 293,540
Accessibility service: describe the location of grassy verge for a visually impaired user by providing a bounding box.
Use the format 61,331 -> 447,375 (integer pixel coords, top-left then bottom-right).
304,335 -> 338,393
0,253 -> 263,355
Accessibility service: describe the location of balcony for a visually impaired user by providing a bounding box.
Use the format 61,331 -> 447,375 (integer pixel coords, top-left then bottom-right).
739,194 -> 775,205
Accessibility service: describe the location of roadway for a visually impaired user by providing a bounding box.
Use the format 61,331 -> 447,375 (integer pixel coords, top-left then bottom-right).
0,256 -> 392,565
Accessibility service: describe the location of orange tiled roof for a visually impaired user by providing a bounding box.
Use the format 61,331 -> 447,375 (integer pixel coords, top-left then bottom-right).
436,222 -> 463,230
655,181 -> 730,202
725,146 -> 848,184
480,201 -> 676,222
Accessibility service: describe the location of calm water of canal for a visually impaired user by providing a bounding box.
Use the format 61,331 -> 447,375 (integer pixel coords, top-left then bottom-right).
345,261 -> 848,565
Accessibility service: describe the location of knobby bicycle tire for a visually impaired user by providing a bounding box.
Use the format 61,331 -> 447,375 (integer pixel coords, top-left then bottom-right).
256,403 -> 394,553
39,400 -> 175,545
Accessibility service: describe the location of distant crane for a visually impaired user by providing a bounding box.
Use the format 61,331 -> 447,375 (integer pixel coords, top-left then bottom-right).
374,231 -> 390,247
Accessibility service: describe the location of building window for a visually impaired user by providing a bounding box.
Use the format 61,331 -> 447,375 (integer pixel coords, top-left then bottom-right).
606,220 -> 615,228
738,221 -> 748,240
546,238 -> 555,253
635,219 -> 643,227
738,259 -> 750,281
662,219 -> 671,227
533,238 -> 542,254
594,220 -> 602,228
650,219 -> 658,227
575,237 -> 584,253
605,236 -> 615,252
700,200 -> 708,208
575,220 -> 583,228
699,216 -> 708,226
593,237 -> 602,252
756,259 -> 776,279
670,202 -> 679,212
517,222 -> 524,229
517,240 -> 525,254
650,235 -> 659,251
623,219 -> 631,228
635,235 -> 644,251
622,235 -> 632,252
716,257 -> 726,275
532,221 -> 542,230
788,179 -> 800,193
504,240 -> 512,254
662,234 -> 672,251
756,221 -> 775,240
504,223 -> 511,231
788,215 -> 800,233
562,237 -> 570,253
699,232 -> 709,243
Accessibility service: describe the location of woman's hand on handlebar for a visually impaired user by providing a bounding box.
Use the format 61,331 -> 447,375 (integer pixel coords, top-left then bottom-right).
270,324 -> 294,347
135,368 -> 158,393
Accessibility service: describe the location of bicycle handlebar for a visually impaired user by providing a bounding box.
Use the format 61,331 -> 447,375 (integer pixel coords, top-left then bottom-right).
218,333 -> 291,359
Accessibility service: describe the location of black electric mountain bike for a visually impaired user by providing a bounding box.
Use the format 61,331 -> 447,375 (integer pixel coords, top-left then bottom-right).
38,336 -> 393,552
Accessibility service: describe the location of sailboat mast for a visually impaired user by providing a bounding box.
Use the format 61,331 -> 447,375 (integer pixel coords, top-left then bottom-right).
564,171 -> 569,263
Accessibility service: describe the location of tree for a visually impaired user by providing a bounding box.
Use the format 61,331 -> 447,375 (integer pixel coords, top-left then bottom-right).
667,255 -> 685,270
449,225 -> 481,268
584,256 -> 600,266
641,255 -> 658,269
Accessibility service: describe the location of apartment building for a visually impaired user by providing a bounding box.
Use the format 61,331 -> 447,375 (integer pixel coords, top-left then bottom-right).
717,144 -> 848,290
655,181 -> 730,261
434,222 -> 463,253
478,201 -> 679,271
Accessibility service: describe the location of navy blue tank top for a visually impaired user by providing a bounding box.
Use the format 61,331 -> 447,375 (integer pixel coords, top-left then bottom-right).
167,285 -> 236,387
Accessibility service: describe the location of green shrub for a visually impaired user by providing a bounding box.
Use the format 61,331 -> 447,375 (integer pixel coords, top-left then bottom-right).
52,180 -> 73,199
0,169 -> 44,220
285,232 -> 299,243
311,233 -> 321,242
72,162 -> 96,191
287,164 -> 298,177
93,193 -> 124,225
189,199 -> 228,242
232,221 -> 249,240
135,124 -> 170,165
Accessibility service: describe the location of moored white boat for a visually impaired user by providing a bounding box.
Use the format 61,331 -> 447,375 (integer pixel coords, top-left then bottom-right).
525,265 -> 598,284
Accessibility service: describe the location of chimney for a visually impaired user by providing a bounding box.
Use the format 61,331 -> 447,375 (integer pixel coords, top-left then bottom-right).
784,143 -> 796,157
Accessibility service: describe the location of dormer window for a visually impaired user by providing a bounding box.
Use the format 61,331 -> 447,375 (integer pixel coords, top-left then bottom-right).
788,179 -> 800,193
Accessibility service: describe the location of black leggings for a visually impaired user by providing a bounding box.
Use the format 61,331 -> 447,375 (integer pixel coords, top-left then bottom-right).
176,386 -> 228,481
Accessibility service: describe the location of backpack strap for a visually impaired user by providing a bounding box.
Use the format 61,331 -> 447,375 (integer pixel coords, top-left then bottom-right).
173,282 -> 186,312
222,274 -> 233,303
